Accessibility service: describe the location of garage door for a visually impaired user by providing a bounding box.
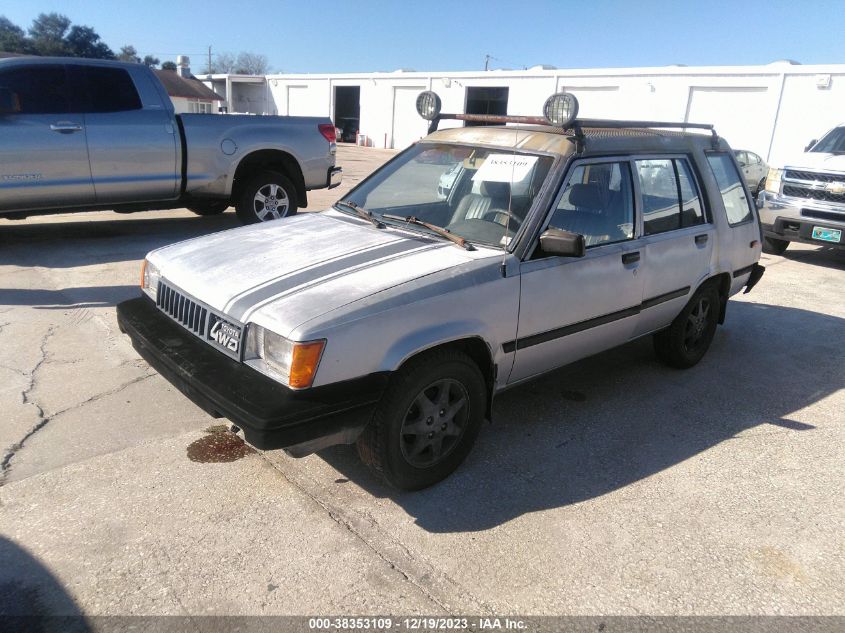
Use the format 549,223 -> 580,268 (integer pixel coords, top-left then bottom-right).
556,84 -> 621,119
391,86 -> 428,150
686,87 -> 769,153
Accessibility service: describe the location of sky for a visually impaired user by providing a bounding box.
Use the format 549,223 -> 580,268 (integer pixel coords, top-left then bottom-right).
2,0 -> 844,74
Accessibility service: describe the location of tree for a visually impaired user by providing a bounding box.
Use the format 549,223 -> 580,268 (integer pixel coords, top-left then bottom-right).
65,25 -> 114,59
161,60 -> 177,71
142,54 -> 160,68
235,52 -> 269,75
0,16 -> 31,53
117,45 -> 140,63
28,12 -> 70,56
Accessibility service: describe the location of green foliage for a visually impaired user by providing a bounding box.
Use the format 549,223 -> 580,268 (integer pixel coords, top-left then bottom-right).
117,45 -> 140,63
0,13 -> 115,59
142,55 -> 160,68
161,60 -> 177,71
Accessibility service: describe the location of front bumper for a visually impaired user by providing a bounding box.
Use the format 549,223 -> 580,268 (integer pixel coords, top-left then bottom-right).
759,192 -> 845,249
116,296 -> 388,455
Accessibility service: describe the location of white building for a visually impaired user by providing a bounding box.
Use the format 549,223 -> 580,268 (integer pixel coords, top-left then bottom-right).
200,61 -> 845,164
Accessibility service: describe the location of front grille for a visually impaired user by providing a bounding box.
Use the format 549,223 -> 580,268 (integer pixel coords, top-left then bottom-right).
782,185 -> 845,204
784,170 -> 843,183
156,282 -> 208,336
801,209 -> 845,223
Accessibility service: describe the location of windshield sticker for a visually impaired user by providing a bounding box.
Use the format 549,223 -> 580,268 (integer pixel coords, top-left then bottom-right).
473,154 -> 538,183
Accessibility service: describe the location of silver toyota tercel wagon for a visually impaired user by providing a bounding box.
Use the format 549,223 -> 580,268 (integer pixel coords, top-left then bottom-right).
118,93 -> 765,490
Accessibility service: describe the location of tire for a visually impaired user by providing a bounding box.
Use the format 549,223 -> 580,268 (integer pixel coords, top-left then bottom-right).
762,236 -> 789,255
356,349 -> 486,491
188,201 -> 229,216
755,177 -> 766,198
235,170 -> 298,224
653,283 -> 720,369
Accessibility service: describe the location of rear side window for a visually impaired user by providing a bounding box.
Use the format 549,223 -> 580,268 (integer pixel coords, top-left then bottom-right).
636,158 -> 705,235
706,153 -> 753,225
74,66 -> 142,113
0,65 -> 68,114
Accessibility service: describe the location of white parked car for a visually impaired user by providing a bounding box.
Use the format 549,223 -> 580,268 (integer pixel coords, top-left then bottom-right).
118,93 -> 764,490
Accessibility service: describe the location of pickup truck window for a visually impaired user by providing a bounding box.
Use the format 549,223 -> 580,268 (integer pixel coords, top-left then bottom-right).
0,65 -> 68,114
811,126 -> 845,154
72,66 -> 142,113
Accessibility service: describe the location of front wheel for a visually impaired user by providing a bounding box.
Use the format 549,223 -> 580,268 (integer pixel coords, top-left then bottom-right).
356,349 -> 486,490
762,236 -> 789,255
235,170 -> 298,224
653,283 -> 720,369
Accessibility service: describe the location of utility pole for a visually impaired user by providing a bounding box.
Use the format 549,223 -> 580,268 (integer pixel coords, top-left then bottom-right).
484,54 -> 491,71
207,45 -> 212,74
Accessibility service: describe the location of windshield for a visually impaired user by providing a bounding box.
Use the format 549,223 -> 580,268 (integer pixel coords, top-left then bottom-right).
338,143 -> 554,248
811,127 -> 845,154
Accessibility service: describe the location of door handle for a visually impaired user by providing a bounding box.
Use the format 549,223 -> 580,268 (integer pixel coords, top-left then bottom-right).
621,251 -> 640,265
50,123 -> 83,133
695,234 -> 709,245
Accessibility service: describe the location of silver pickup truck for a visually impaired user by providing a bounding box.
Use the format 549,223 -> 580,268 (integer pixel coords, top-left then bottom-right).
0,57 -> 341,223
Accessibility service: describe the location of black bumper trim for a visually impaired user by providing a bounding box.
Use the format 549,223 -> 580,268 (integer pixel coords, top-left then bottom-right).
763,218 -> 845,250
116,296 -> 388,451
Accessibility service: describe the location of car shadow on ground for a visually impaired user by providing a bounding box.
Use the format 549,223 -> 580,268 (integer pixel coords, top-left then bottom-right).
0,536 -> 90,630
318,301 -> 842,533
780,245 -> 845,270
0,212 -> 242,268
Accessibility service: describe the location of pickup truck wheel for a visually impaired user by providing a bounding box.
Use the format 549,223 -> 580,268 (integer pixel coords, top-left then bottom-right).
356,349 -> 486,491
653,283 -> 719,369
188,201 -> 229,216
762,236 -> 789,255
236,171 -> 298,224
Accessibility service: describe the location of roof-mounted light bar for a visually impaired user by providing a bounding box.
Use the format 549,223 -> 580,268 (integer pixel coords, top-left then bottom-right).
415,90 -> 719,147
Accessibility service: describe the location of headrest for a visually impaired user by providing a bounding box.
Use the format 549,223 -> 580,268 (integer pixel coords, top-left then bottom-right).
480,181 -> 511,199
569,183 -> 603,210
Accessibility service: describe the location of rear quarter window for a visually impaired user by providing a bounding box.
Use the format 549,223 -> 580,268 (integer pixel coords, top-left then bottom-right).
705,153 -> 753,225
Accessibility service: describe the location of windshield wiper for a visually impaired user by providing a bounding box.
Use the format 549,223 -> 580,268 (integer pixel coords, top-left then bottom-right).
382,214 -> 475,251
335,200 -> 385,229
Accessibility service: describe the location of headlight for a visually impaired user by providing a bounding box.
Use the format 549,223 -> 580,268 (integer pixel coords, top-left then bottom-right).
764,168 -> 783,194
245,324 -> 325,389
141,259 -> 161,301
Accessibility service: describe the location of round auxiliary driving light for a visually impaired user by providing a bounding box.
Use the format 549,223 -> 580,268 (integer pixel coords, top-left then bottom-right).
543,92 -> 579,127
416,91 -> 442,121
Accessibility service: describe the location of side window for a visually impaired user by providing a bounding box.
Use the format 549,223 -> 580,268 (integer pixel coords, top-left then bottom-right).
676,160 -> 705,227
636,158 -> 705,234
0,65 -> 68,114
706,153 -> 753,225
734,151 -> 747,166
74,66 -> 142,113
549,161 -> 634,248
748,152 -> 760,165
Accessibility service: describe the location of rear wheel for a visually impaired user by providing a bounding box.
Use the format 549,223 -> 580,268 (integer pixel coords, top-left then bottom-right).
762,236 -> 789,255
356,349 -> 486,491
188,201 -> 229,216
653,283 -> 720,369
235,170 -> 298,224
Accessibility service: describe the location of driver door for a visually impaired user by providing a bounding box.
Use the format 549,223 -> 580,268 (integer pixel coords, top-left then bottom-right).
508,159 -> 644,384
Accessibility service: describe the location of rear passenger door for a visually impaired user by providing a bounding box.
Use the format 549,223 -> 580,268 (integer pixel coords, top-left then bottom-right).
0,64 -> 95,211
704,152 -> 761,292
69,65 -> 179,204
509,159 -> 644,384
633,157 -> 714,337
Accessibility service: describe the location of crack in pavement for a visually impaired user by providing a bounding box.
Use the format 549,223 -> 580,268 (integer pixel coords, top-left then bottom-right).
259,453 -> 493,615
0,321 -> 155,486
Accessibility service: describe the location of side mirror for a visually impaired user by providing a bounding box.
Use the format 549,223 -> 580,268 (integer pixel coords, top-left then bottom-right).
539,228 -> 585,258
0,87 -> 20,114
805,139 -> 817,152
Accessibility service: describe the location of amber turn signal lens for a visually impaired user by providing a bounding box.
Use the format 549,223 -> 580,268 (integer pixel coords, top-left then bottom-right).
140,259 -> 147,288
288,340 -> 325,389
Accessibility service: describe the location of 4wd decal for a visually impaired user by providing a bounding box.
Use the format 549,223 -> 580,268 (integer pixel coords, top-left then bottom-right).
208,315 -> 241,354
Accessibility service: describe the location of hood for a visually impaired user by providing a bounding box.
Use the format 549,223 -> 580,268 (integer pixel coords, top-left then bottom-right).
782,152 -> 845,173
149,210 -> 492,337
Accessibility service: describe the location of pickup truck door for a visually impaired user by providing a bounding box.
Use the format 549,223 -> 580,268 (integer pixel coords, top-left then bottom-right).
0,64 -> 95,212
508,160 -> 644,384
68,65 -> 179,204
